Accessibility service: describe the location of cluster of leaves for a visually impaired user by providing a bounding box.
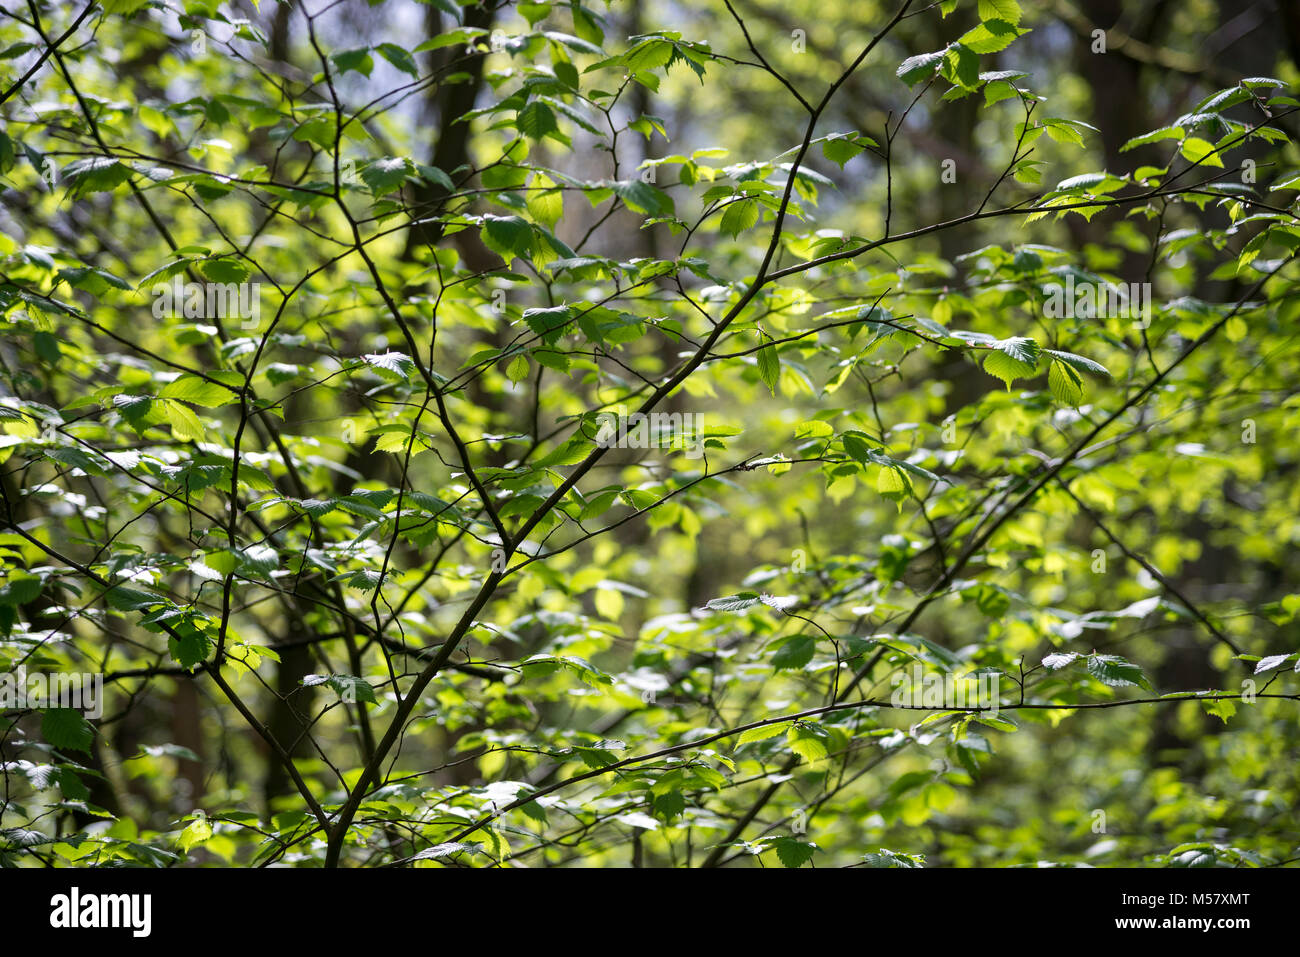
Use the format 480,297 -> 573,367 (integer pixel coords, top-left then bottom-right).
0,0 -> 1298,868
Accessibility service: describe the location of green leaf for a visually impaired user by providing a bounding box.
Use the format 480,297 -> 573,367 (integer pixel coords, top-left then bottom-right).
1203,697 -> 1236,724
364,351 -> 416,381
199,258 -> 249,283
0,43 -> 37,63
1041,349 -> 1109,377
611,179 -> 674,217
480,827 -> 510,862
535,435 -> 594,468
1048,359 -> 1084,406
1087,654 -> 1151,690
104,584 -> 162,611
481,214 -> 535,261
417,163 -> 455,192
517,101 -> 558,141
841,431 -> 874,463
719,198 -> 759,237
314,674 -> 379,704
0,574 -> 42,606
706,592 -> 762,613
159,375 -> 240,407
771,837 -> 817,868
786,723 -> 829,763
978,0 -> 1022,23
505,353 -> 530,382
375,42 -> 419,78
756,343 -> 780,394
41,708 -> 94,753
877,464 -> 912,505
943,44 -> 981,90
982,340 -> 1039,389
1042,652 -> 1080,670
58,265 -> 133,294
822,134 -> 866,168
522,305 -> 572,345
973,713 -> 1018,732
735,722 -> 790,748
163,399 -> 206,442
63,157 -> 132,196
994,336 -> 1041,364
542,31 -> 605,56
572,5 -> 604,45
1043,119 -> 1088,146
168,631 -> 212,669
526,174 -> 563,228
897,50 -> 945,86
100,0 -> 150,13
178,814 -> 213,851
1120,125 -> 1185,152
331,47 -> 374,78
652,789 -> 686,822
862,848 -> 925,868
625,39 -> 674,73
361,157 -> 410,195
771,635 -> 815,670
0,131 -> 16,175
1254,654 -> 1291,675
1180,137 -> 1224,168
959,20 -> 1028,55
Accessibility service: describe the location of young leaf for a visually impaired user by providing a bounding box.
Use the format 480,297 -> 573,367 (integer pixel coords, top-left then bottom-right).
720,198 -> 759,237
897,49 -> 946,86
735,722 -> 791,748
756,343 -> 780,395
1087,654 -> 1152,690
771,635 -> 815,671
1048,359 -> 1084,406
